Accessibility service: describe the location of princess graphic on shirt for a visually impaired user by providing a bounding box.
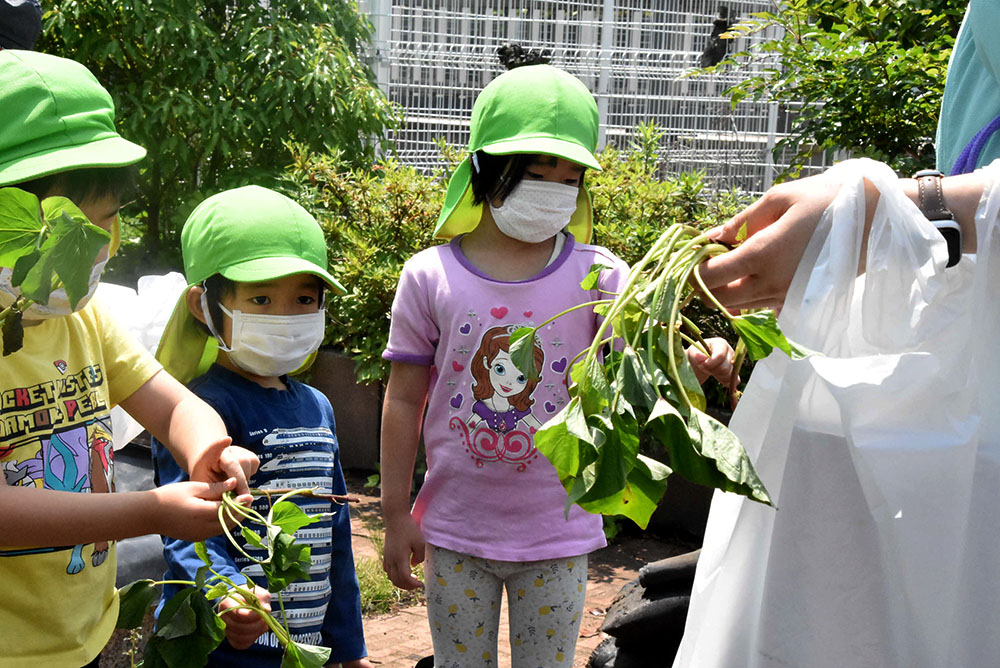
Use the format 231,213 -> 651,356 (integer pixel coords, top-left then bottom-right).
468,325 -> 544,434
448,325 -> 545,470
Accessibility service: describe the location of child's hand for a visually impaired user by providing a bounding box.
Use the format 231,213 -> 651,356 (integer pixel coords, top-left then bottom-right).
687,337 -> 740,387
189,438 -> 258,502
151,478 -> 239,541
218,585 -> 271,650
382,513 -> 425,590
329,658 -> 375,668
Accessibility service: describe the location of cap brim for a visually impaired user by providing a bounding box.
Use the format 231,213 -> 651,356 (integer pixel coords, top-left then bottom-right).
480,136 -> 602,172
433,157 -> 594,243
219,256 -> 346,295
0,135 -> 146,187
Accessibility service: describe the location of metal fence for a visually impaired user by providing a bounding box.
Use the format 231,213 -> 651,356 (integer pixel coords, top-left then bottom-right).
358,1 -> 834,194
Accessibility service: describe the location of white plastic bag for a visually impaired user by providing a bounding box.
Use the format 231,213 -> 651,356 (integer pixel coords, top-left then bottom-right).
94,272 -> 188,450
674,158 -> 1000,668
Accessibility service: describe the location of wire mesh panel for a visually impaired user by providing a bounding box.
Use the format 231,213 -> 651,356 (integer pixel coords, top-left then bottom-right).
359,1 -> 833,193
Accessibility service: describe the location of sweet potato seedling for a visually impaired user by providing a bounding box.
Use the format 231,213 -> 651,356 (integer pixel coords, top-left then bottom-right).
117,488 -> 352,668
509,223 -> 811,528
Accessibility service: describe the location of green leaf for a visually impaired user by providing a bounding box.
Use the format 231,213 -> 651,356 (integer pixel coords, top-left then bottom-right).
203,582 -> 231,600
686,409 -> 772,505
580,263 -> 611,290
10,249 -> 40,287
620,346 -> 658,409
145,586 -> 225,668
262,530 -> 312,593
281,641 -> 331,668
242,526 -> 266,549
195,564 -> 211,590
155,588 -> 198,640
116,579 -> 158,629
0,187 -> 42,269
534,403 -> 597,481
270,500 -> 321,535
731,311 -> 812,360
41,197 -> 110,309
508,326 -> 539,382
194,541 -> 212,567
572,354 -> 612,416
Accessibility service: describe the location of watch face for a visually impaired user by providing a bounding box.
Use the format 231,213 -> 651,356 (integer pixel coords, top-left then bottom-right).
913,169 -> 945,179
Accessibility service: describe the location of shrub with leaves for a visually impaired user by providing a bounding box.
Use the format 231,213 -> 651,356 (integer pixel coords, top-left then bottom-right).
281,144 -> 447,385
713,0 -> 966,176
40,0 -> 399,272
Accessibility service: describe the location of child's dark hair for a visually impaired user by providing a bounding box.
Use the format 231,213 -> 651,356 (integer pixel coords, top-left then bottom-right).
469,152 -> 535,206
469,152 -> 585,207
496,44 -> 552,70
198,274 -> 238,336
13,165 -> 138,205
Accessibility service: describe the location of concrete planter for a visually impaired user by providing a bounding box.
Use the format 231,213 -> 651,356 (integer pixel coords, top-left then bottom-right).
308,349 -> 382,471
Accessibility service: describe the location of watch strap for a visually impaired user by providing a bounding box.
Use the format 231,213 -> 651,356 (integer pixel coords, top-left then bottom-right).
913,169 -> 953,221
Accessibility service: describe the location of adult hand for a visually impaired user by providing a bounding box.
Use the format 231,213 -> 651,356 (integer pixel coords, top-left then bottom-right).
382,513 -> 426,590
698,172 -> 850,311
152,478 -> 238,541
218,585 -> 272,650
687,337 -> 739,387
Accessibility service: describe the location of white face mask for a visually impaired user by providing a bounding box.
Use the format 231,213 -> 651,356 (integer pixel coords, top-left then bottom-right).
0,251 -> 109,319
201,291 -> 326,377
489,179 -> 579,243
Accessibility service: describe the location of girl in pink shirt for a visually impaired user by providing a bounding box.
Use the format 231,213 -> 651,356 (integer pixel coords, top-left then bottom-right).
380,63 -> 733,668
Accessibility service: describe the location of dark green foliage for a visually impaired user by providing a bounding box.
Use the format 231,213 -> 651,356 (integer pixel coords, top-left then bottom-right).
281,144 -> 446,384
713,0 -> 967,176
40,0 -> 398,274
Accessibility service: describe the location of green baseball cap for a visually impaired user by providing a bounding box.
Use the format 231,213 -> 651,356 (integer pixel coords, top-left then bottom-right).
156,186 -> 345,382
0,50 -> 146,187
434,64 -> 602,242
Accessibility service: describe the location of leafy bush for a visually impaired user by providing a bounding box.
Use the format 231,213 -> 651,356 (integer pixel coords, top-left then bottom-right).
281,145 -> 447,385
715,0 -> 966,176
283,125 -> 748,389
41,0 -> 399,278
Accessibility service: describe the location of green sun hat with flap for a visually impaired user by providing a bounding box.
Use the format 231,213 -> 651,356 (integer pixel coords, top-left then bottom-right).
157,185 -> 345,383
434,64 -> 602,242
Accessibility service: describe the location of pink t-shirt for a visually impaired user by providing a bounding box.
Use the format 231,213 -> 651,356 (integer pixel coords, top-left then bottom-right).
384,235 -> 627,562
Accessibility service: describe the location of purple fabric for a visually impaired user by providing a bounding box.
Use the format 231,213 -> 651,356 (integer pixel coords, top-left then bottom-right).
951,112 -> 1000,175
472,399 -> 530,433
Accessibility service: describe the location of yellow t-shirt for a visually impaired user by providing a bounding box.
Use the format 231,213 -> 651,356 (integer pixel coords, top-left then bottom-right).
0,299 -> 161,667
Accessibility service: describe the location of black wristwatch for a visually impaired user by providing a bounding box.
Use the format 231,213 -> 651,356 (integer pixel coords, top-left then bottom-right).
913,168 -> 962,268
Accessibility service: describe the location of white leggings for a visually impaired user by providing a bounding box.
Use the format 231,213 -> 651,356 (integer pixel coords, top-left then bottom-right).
424,544 -> 588,668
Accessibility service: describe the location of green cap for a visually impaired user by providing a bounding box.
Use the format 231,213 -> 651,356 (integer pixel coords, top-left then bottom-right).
156,186 -> 344,383
435,64 -> 602,242
0,50 -> 146,187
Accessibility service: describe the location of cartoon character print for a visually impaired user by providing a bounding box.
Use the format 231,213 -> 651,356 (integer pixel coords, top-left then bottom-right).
1,417 -> 114,574
450,325 -> 544,470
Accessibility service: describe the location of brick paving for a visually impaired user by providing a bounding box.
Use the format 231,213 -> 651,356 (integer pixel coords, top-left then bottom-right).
348,475 -> 694,668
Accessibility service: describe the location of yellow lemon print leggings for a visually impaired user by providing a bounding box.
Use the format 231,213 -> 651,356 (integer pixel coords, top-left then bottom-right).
425,544 -> 588,668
